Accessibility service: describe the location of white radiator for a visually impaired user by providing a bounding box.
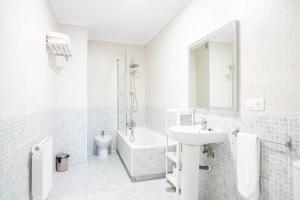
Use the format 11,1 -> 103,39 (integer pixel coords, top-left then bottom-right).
32,137 -> 53,200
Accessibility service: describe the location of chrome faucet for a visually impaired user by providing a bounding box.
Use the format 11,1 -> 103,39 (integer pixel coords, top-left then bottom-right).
101,131 -> 105,137
127,120 -> 136,130
194,118 -> 208,130
201,118 -> 208,130
192,109 -> 208,130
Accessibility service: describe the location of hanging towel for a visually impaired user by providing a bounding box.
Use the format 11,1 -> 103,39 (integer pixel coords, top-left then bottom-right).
46,32 -> 71,50
237,132 -> 260,200
47,38 -> 71,49
47,31 -> 70,42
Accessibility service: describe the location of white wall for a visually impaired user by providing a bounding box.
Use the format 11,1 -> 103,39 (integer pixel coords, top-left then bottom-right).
0,0 -> 58,119
53,24 -> 89,165
146,0 -> 237,109
0,3 -> 89,117
87,41 -> 146,108
0,1 -> 59,199
55,24 -> 88,109
146,0 -> 300,117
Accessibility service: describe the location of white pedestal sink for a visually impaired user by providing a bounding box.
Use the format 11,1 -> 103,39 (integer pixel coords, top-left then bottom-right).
169,126 -> 227,200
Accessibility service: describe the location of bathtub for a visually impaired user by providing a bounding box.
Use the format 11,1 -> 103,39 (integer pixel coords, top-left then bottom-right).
117,127 -> 176,181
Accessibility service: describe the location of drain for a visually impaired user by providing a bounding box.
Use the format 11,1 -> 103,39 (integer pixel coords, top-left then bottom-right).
166,187 -> 176,193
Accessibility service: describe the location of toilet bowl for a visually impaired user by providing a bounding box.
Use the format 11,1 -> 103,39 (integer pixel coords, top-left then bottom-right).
95,134 -> 113,159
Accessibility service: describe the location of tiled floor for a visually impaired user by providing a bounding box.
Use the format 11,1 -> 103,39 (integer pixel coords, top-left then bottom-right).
48,154 -> 181,200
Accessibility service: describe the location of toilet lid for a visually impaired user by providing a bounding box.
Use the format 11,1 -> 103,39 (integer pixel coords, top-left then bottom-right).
293,161 -> 300,169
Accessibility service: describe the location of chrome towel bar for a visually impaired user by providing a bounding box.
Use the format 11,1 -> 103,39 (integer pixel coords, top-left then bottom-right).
232,127 -> 292,152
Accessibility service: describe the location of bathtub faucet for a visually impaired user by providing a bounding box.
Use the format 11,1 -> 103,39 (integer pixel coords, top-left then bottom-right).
127,120 -> 136,130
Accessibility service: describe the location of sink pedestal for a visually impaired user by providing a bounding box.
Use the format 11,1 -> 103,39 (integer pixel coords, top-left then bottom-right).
181,144 -> 200,200
168,126 -> 227,200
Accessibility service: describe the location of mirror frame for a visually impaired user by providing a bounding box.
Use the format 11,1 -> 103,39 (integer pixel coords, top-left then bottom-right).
188,21 -> 239,112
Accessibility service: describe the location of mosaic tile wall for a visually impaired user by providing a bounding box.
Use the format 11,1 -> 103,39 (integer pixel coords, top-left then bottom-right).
0,111 -> 55,200
54,108 -> 88,166
145,107 -> 300,200
87,106 -> 145,155
116,130 -> 175,181
87,106 -> 117,155
131,147 -> 167,178
198,112 -> 298,200
116,132 -> 133,175
0,108 -> 88,199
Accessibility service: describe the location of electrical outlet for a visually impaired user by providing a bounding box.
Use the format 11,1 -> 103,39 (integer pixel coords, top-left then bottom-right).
246,98 -> 265,111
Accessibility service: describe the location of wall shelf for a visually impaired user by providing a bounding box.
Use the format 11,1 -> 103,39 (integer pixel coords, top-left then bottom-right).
167,152 -> 178,163
166,173 -> 177,187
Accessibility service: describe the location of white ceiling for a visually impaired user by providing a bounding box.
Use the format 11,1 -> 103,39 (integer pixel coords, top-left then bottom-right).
49,0 -> 190,44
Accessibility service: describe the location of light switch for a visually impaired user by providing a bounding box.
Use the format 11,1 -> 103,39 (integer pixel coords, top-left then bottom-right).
246,98 -> 265,111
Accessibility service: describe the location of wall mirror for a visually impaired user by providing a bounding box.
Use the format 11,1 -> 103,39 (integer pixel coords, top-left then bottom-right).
188,21 -> 238,112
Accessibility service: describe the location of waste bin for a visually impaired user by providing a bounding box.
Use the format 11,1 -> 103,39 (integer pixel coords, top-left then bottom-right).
56,153 -> 70,172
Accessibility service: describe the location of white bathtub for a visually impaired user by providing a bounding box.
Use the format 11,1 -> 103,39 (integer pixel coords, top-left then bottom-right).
117,127 -> 176,181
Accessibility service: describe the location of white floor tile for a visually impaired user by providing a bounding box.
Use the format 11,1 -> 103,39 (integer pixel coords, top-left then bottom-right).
49,154 -> 181,200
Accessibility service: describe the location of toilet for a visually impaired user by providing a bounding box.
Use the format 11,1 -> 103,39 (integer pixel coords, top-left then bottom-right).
293,160 -> 300,199
95,134 -> 113,159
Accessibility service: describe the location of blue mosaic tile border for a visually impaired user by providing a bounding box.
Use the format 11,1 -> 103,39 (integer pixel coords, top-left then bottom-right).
0,108 -> 88,199
54,108 -> 87,166
0,111 -> 55,200
197,112 -> 299,200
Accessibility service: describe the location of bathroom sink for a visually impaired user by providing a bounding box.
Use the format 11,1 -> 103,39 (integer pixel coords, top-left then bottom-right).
169,125 -> 227,146
168,125 -> 227,200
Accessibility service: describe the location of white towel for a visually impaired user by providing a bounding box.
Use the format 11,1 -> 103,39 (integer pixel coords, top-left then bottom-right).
47,31 -> 70,42
237,132 -> 260,200
47,37 -> 71,57
47,38 -> 71,47
46,32 -> 71,50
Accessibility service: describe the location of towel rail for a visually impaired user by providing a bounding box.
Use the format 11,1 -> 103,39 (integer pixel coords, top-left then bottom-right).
232,127 -> 292,151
